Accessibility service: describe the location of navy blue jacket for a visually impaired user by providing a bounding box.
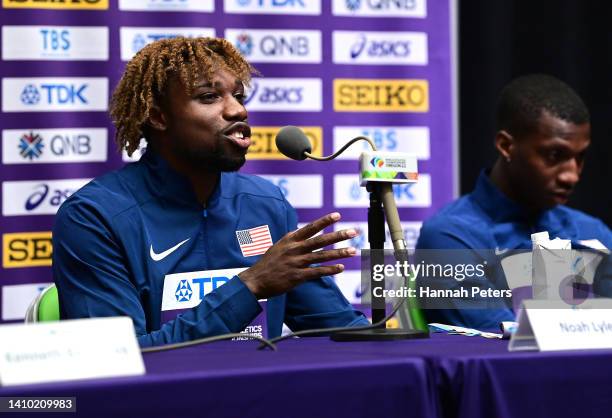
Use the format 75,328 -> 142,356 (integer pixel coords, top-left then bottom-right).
53,150 -> 367,346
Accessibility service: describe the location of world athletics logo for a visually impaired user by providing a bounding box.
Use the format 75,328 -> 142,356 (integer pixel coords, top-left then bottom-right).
370,157 -> 384,168
18,132 -> 44,160
175,279 -> 193,302
235,33 -> 254,56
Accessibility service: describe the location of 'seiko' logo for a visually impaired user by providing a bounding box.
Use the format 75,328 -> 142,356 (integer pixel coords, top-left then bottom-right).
370,157 -> 384,168
248,127 -> 322,160
3,0 -> 108,10
334,79 -> 429,112
3,232 -> 52,268
19,132 -> 44,160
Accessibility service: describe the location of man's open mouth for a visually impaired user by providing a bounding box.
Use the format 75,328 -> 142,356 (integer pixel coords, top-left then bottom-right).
223,122 -> 251,149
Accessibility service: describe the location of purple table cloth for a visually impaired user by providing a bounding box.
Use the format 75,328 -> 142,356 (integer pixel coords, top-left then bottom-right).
2,334 -> 612,418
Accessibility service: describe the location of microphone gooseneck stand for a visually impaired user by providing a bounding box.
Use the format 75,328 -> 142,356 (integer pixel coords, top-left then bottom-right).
330,182 -> 428,341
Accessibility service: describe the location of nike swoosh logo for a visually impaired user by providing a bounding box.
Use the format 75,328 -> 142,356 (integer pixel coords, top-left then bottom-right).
494,247 -> 509,256
150,238 -> 190,262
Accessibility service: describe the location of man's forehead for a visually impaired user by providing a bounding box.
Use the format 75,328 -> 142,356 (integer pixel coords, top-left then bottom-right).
535,110 -> 590,139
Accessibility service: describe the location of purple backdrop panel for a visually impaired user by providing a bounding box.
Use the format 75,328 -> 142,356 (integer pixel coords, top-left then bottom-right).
0,0 -> 456,323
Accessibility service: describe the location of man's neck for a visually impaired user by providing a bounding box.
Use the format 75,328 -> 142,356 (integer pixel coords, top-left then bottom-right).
152,143 -> 219,205
489,159 -> 539,216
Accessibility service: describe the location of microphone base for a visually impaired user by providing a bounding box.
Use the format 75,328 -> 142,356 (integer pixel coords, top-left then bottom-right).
330,328 -> 429,342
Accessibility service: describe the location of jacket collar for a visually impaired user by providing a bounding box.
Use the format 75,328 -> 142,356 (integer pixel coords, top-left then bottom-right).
141,148 -> 223,209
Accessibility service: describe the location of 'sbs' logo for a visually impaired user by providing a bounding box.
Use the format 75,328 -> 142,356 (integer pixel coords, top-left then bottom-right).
235,33 -> 254,56
19,132 -> 44,160
175,279 -> 193,302
20,85 -> 41,105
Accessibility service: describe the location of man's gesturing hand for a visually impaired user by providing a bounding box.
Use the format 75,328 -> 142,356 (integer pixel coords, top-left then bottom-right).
238,212 -> 357,299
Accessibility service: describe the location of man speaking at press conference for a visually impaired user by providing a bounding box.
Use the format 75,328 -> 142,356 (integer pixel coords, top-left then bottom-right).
52,37 -> 368,347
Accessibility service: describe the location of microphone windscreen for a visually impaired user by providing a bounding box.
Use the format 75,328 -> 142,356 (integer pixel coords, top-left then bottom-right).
275,126 -> 312,160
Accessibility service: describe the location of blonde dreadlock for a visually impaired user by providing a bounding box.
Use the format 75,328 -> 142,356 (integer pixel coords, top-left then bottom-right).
110,37 -> 256,156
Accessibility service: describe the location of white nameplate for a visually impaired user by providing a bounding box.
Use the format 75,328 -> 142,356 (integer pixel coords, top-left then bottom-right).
0,317 -> 145,386
509,299 -> 612,351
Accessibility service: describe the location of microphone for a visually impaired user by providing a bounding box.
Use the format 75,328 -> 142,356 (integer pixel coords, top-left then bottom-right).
275,126 -> 413,252
275,126 -> 312,160
275,126 -> 427,340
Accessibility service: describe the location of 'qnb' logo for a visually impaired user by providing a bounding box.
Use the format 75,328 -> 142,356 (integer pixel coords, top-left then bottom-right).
345,0 -> 361,10
175,280 -> 193,302
260,35 -> 309,56
370,157 -> 384,168
235,33 -> 254,56
20,85 -> 41,105
350,35 -> 411,59
18,132 -> 44,160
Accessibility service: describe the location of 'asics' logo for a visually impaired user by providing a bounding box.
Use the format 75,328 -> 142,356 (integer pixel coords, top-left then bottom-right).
150,238 -> 190,261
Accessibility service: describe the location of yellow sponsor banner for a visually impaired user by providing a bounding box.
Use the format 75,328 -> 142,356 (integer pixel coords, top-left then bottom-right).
334,79 -> 429,112
3,232 -> 53,268
3,0 -> 108,10
247,126 -> 323,160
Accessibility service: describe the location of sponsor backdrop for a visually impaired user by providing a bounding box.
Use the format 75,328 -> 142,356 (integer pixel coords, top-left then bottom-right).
0,0 -> 456,322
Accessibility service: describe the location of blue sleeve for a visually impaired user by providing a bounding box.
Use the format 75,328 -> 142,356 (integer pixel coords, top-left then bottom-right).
415,221 -> 515,329
280,199 -> 369,330
591,220 -> 612,298
52,202 -> 262,347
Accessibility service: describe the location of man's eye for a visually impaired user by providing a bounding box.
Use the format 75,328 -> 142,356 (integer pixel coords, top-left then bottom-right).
547,150 -> 560,163
234,93 -> 246,103
198,93 -> 217,101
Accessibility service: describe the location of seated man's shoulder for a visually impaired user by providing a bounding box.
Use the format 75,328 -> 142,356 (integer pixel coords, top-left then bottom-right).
417,194 -> 492,249
554,205 -> 612,245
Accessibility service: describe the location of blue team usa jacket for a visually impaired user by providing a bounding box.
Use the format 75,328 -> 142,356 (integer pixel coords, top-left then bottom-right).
53,150 -> 367,347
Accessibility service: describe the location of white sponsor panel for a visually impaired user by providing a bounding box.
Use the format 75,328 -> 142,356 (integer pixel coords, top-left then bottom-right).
2,178 -> 90,216
162,268 -> 245,311
2,26 -> 108,61
224,0 -> 321,14
3,128 -> 107,164
120,27 -> 215,61
260,175 -> 323,208
118,0 -> 214,11
2,283 -> 51,321
334,173 -> 431,208
333,126 -> 430,160
333,31 -> 428,65
122,138 -> 148,163
2,77 -> 108,112
333,270 -> 362,304
333,221 -> 422,250
332,0 -> 427,18
225,29 -> 321,63
245,78 -> 322,112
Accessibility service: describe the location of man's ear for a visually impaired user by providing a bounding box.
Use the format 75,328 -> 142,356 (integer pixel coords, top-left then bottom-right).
147,105 -> 167,132
495,130 -> 515,162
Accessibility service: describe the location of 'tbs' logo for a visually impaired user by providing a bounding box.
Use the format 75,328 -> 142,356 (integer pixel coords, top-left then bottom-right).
175,279 -> 193,302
